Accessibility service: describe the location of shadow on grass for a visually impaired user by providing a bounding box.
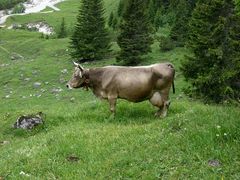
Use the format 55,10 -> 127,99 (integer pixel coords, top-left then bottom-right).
2,100 -> 187,138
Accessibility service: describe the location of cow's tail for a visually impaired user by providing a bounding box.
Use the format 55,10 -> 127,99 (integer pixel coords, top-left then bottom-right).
172,79 -> 175,94
168,63 -> 175,94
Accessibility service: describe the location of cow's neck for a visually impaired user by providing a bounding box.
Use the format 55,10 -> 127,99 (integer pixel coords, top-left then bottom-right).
87,68 -> 104,90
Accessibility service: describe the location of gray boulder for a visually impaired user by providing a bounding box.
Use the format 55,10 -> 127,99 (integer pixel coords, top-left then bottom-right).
13,112 -> 44,130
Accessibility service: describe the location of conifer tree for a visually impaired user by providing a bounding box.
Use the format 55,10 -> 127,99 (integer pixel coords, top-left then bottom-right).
148,0 -> 156,25
169,0 -> 192,46
117,0 -> 125,17
70,0 -> 110,62
182,0 -> 240,102
57,17 -> 67,38
117,0 -> 153,65
108,11 -> 114,27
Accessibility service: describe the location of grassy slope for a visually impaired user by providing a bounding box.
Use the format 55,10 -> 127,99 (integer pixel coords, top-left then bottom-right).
0,0 -> 240,179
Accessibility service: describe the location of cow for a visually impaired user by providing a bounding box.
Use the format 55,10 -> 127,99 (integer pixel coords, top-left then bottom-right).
66,62 -> 175,118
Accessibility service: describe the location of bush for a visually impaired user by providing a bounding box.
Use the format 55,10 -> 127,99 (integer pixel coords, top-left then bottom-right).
159,36 -> 175,52
12,3 -> 25,14
0,0 -> 26,10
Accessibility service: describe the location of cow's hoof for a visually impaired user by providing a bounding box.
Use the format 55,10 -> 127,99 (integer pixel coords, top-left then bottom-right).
154,112 -> 166,118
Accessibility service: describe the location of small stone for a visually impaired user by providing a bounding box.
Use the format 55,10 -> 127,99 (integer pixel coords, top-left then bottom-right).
10,53 -> 24,60
33,82 -> 41,88
51,88 -> 63,94
59,78 -> 67,84
61,69 -> 68,74
19,171 -> 30,177
0,141 -> 10,145
66,155 -> 80,162
208,159 -> 221,167
24,78 -> 31,81
32,70 -> 39,75
40,89 -> 46,93
70,97 -> 75,102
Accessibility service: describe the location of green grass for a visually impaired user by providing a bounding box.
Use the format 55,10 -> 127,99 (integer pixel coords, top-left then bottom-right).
0,0 -> 240,179
4,0 -> 120,31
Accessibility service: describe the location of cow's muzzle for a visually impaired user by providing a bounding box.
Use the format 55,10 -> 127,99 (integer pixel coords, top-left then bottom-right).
66,84 -> 73,89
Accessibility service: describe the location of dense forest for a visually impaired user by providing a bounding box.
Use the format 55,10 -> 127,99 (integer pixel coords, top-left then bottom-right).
0,0 -> 27,10
70,0 -> 240,103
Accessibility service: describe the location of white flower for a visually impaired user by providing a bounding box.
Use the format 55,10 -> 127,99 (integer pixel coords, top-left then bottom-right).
216,134 -> 220,137
224,133 -> 227,136
216,125 -> 221,129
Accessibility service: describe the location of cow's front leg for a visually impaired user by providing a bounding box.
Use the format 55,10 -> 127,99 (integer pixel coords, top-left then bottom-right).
160,100 -> 171,118
108,97 -> 117,117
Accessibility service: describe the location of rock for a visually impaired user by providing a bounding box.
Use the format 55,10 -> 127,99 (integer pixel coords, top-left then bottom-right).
208,159 -> 221,167
33,82 -> 41,88
10,53 -> 24,60
59,77 -> 67,84
12,24 -> 22,29
13,112 -> 44,130
66,155 -> 80,162
19,171 -> 30,177
32,70 -> 39,75
26,22 -> 54,35
51,87 -> 63,94
5,95 -> 10,98
34,94 -> 42,98
40,89 -> 46,93
70,97 -> 75,102
61,69 -> 68,74
24,78 -> 31,81
0,141 -> 10,145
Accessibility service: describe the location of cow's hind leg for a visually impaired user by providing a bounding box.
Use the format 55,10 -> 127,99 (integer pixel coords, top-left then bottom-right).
149,92 -> 170,118
108,97 -> 117,118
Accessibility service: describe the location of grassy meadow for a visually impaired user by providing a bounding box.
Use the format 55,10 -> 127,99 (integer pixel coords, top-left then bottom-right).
0,0 -> 240,179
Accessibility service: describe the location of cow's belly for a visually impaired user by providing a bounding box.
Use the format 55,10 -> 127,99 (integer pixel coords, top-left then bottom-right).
117,83 -> 154,102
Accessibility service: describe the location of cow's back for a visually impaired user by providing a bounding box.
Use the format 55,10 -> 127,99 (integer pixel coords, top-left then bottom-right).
90,63 -> 174,102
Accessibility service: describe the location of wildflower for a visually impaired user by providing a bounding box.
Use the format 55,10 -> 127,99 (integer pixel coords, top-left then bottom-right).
216,134 -> 220,137
224,133 -> 227,136
216,125 -> 221,129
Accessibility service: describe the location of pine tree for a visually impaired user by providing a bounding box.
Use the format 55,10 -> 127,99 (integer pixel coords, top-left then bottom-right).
117,0 -> 125,17
117,0 -> 153,65
70,0 -> 110,62
148,0 -> 156,25
169,0 -> 192,46
58,17 -> 67,38
108,11 -> 114,27
182,0 -> 240,102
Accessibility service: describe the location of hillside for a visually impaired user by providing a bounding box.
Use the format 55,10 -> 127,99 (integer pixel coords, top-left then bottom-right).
0,0 -> 240,179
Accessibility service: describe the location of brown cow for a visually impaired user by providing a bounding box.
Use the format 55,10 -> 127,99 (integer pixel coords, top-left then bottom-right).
67,62 -> 175,118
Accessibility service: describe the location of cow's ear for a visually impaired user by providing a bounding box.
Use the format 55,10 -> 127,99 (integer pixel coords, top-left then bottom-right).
73,61 -> 84,71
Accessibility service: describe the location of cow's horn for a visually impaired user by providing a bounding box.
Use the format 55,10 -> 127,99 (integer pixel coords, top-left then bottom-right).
73,61 -> 84,70
73,61 -> 79,66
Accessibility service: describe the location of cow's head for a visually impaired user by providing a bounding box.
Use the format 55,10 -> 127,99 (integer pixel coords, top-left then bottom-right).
66,62 -> 88,89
